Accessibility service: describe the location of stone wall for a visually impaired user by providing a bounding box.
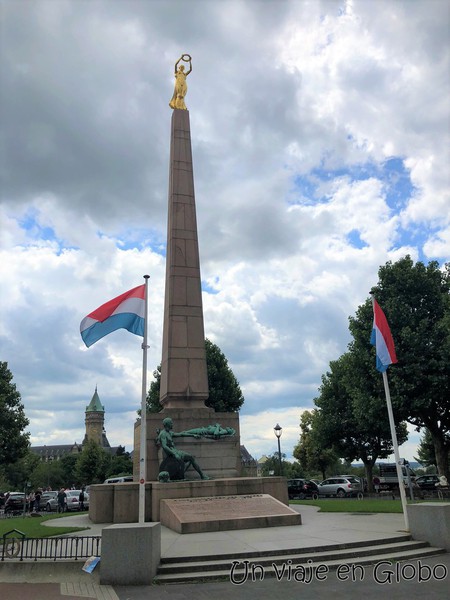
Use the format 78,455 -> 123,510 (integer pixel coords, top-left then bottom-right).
133,408 -> 241,482
89,477 -> 288,525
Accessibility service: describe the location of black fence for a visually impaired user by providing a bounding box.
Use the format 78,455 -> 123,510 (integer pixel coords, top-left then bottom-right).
1,530 -> 101,562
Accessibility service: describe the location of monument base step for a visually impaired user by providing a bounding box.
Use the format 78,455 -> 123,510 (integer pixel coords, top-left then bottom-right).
156,537 -> 446,583
160,493 -> 302,533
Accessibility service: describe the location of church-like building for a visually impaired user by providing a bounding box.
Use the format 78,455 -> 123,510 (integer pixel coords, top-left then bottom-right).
30,387 -> 121,461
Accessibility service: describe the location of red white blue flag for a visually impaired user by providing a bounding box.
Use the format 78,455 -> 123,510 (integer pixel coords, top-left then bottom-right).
80,285 -> 145,348
370,298 -> 398,372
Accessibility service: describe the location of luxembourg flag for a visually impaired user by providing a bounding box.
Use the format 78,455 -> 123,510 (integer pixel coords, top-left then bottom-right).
80,285 -> 145,348
370,298 -> 398,372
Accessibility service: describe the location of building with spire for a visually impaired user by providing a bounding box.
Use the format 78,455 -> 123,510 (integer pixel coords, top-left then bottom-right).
83,386 -> 111,448
31,388 -> 120,461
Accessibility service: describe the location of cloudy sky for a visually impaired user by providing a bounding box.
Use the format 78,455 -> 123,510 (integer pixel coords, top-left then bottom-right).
1,0 -> 449,466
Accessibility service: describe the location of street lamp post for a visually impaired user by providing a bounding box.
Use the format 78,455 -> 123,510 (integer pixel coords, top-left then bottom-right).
274,423 -> 283,476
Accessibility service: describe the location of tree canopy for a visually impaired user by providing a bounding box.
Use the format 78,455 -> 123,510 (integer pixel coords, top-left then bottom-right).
0,362 -> 30,467
293,410 -> 340,480
414,429 -> 438,468
362,257 -> 449,478
296,256 -> 449,483
311,351 -> 408,487
259,452 -> 303,479
145,338 -> 245,413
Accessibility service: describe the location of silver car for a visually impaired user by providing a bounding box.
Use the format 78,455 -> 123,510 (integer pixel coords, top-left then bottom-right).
65,490 -> 89,512
317,476 -> 362,498
41,491 -> 59,511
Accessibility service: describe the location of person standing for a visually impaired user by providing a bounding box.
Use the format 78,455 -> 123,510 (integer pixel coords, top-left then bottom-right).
34,489 -> 42,512
78,488 -> 85,511
57,488 -> 66,513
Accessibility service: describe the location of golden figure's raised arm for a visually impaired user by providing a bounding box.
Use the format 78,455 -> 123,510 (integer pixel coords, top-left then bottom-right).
174,54 -> 192,75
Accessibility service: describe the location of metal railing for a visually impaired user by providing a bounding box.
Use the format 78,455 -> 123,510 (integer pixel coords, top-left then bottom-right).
2,530 -> 101,562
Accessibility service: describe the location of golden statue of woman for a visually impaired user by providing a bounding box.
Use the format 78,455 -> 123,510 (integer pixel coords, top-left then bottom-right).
169,54 -> 192,110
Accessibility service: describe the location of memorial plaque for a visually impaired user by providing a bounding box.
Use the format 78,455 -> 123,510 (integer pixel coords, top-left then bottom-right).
160,493 -> 302,533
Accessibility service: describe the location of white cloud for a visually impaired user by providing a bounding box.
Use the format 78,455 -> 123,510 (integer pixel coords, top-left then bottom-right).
1,0 -> 448,466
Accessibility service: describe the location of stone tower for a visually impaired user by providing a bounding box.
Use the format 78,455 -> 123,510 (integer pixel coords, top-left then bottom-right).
84,387 -> 110,447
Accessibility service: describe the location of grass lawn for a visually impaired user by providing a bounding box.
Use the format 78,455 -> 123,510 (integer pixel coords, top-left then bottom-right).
293,497 -> 449,513
291,498 -> 404,513
0,512 -> 89,541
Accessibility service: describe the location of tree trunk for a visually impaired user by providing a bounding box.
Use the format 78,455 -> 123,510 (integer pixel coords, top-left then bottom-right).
364,461 -> 374,492
430,431 -> 450,480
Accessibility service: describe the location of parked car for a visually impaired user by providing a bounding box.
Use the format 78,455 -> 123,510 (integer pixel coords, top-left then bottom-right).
340,475 -> 367,492
64,490 -> 89,512
287,479 -> 319,500
415,475 -> 440,490
317,476 -> 362,498
41,491 -> 59,512
4,492 -> 30,513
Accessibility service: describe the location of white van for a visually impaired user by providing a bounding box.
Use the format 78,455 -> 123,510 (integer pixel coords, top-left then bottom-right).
104,476 -> 134,484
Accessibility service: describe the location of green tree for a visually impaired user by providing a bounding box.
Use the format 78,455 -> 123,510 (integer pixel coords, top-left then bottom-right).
106,446 -> 133,478
146,366 -> 163,413
60,453 -> 80,487
0,362 -> 30,467
75,440 -> 107,485
350,257 -> 450,479
414,429 -> 438,468
293,410 -> 340,480
29,458 -> 65,491
204,339 -> 244,412
259,453 -> 303,479
145,338 -> 245,413
312,352 -> 408,489
2,450 -> 39,491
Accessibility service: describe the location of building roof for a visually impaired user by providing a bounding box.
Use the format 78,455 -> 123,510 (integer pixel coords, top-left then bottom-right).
240,445 -> 256,464
86,386 -> 104,413
30,444 -> 82,458
30,443 -> 120,458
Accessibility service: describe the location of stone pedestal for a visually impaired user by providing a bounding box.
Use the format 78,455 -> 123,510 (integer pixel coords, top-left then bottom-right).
89,484 -> 114,524
160,493 -> 302,533
407,502 -> 450,550
89,477 -> 289,525
100,522 -> 161,585
134,408 -> 241,482
89,482 -> 152,524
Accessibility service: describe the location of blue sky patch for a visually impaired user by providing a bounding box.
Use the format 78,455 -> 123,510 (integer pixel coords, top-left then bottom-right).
290,156 -> 415,209
18,209 -> 71,254
202,279 -> 219,294
347,229 -> 368,249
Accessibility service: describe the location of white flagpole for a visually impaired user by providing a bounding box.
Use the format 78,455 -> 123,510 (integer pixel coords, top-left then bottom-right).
371,294 -> 409,531
381,370 -> 409,531
138,275 -> 150,524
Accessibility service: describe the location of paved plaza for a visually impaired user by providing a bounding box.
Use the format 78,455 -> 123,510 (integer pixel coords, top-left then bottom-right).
0,505 -> 448,599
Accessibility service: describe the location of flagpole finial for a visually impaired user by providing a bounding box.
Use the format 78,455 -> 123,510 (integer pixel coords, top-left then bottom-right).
143,274 -> 150,280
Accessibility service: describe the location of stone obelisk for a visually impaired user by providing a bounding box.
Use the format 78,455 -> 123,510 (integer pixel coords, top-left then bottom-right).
134,55 -> 241,482
159,108 -> 209,409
